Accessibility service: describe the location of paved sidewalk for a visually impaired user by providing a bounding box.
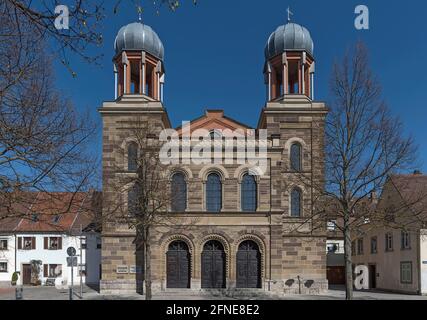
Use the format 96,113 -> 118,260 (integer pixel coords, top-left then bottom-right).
1,285 -> 426,300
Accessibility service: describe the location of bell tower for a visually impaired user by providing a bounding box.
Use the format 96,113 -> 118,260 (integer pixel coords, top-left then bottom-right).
113,22 -> 165,101
99,20 -> 171,295
264,20 -> 315,101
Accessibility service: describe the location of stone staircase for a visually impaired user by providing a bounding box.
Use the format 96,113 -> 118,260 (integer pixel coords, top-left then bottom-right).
156,289 -> 281,299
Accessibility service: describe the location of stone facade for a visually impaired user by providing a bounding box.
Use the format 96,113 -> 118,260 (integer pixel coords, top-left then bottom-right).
99,94 -> 329,296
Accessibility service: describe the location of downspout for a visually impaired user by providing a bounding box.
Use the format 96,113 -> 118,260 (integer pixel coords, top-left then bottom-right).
269,157 -> 272,291
417,230 -> 422,295
14,235 -> 17,273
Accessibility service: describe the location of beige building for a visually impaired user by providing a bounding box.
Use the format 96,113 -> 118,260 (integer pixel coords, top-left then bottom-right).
352,173 -> 427,295
99,20 -> 329,296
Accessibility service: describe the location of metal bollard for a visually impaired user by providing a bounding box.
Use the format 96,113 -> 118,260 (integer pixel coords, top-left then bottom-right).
15,287 -> 23,300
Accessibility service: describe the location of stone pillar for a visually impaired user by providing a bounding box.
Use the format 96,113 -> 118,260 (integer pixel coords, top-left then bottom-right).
114,63 -> 118,100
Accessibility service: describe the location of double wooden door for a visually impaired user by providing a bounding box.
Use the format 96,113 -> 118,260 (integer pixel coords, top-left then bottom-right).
201,241 -> 226,289
167,241 -> 190,288
236,241 -> 261,288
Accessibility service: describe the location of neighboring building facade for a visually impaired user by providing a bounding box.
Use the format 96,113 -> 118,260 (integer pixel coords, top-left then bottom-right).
352,173 -> 427,295
100,20 -> 329,295
0,192 -> 101,287
326,219 -> 345,285
0,221 -> 17,286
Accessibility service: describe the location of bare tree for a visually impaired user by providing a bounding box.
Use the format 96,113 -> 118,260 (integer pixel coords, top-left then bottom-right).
103,119 -> 194,300
289,42 -> 421,300
0,8 -> 97,222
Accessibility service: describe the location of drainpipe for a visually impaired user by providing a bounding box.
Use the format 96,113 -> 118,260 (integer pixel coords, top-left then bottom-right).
417,230 -> 421,295
14,235 -> 17,273
269,157 -> 272,291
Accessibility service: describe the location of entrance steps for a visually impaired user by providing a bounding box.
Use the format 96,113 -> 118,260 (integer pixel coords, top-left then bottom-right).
157,289 -> 280,299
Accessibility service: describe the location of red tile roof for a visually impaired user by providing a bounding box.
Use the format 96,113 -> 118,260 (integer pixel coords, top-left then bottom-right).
389,174 -> 427,216
0,191 -> 100,233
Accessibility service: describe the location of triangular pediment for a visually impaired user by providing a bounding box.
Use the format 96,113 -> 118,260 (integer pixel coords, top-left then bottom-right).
176,110 -> 252,135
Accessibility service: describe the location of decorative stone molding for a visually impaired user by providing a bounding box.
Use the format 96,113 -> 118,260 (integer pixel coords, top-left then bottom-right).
160,234 -> 196,279
284,137 -> 307,151
167,166 -> 193,181
199,234 -> 231,278
198,165 -> 229,182
234,234 -> 267,278
234,165 -> 262,182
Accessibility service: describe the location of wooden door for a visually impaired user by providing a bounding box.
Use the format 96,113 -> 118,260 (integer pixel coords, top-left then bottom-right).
327,266 -> 346,285
236,241 -> 261,288
166,241 -> 190,289
22,264 -> 32,285
201,241 -> 225,289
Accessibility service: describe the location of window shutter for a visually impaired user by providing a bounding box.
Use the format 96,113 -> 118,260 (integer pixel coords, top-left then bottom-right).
58,237 -> 62,250
44,237 -> 48,250
18,237 -> 22,250
32,237 -> 36,250
44,264 -> 48,277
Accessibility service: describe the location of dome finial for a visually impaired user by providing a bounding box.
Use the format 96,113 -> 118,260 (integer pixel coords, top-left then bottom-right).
137,4 -> 143,22
287,6 -> 293,23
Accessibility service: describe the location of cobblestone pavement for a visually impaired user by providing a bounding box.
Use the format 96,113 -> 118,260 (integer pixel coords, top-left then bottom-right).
0,285 -> 426,300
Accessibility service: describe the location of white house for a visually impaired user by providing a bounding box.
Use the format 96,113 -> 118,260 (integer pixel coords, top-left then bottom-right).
0,191 -> 101,288
0,233 -> 16,287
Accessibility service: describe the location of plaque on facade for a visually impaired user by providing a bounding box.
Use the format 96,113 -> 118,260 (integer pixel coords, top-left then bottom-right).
129,265 -> 142,274
116,265 -> 129,274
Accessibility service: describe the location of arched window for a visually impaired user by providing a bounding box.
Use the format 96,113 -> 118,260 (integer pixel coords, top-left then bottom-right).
241,174 -> 257,212
290,188 -> 302,217
171,173 -> 187,212
290,143 -> 302,172
128,184 -> 140,216
209,130 -> 222,140
128,142 -> 138,172
206,173 -> 222,212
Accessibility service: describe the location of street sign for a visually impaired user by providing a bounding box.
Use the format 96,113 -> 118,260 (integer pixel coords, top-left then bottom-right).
67,256 -> 78,267
67,247 -> 76,257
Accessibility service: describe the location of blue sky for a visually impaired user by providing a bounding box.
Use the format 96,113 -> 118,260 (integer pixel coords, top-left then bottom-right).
55,0 -> 427,173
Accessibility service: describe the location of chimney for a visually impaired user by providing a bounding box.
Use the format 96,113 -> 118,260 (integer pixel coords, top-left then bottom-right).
413,170 -> 422,175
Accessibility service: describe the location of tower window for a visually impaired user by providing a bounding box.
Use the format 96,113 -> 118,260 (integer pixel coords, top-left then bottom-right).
127,142 -> 138,172
128,183 -> 141,216
290,188 -> 302,217
288,60 -> 300,94
130,61 -> 140,94
290,143 -> 302,171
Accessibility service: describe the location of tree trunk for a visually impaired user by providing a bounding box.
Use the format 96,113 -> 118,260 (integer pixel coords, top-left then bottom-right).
144,228 -> 152,300
343,226 -> 353,300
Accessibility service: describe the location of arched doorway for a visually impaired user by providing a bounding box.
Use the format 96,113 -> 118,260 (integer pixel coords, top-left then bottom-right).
167,241 -> 190,288
201,240 -> 226,289
236,240 -> 261,288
